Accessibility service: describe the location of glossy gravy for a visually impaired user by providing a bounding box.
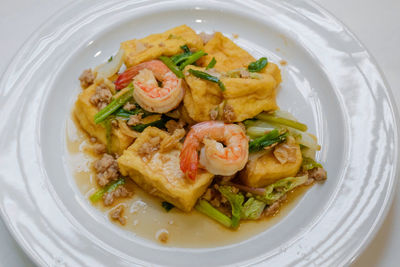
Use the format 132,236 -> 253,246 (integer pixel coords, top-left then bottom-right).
66,116 -> 309,248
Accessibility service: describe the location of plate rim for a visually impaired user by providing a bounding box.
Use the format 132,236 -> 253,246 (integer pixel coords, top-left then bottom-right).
0,0 -> 398,266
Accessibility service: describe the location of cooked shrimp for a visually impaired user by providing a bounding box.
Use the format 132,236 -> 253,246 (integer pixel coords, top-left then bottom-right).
115,60 -> 184,113
180,121 -> 249,180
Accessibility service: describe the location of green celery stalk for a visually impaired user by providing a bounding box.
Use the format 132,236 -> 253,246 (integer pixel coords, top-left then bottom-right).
195,200 -> 232,228
180,44 -> 190,53
188,69 -> 226,91
130,116 -> 168,132
256,112 -> 308,132
206,57 -> 217,70
248,129 -> 287,152
246,126 -> 275,139
179,51 -> 207,70
114,106 -> 152,119
159,56 -> 184,78
171,52 -> 193,65
90,178 -> 125,202
94,84 -> 134,124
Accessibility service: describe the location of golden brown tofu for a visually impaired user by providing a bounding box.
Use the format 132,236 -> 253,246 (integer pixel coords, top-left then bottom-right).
182,66 -> 223,122
117,127 -> 214,212
240,145 -> 303,188
262,61 -> 282,85
198,32 -> 255,72
121,25 -> 204,68
183,65 -> 279,122
74,84 -> 134,155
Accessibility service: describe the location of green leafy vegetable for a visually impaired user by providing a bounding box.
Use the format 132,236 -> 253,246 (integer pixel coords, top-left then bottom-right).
195,200 -> 232,228
90,178 -> 125,202
243,119 -> 258,128
171,52 -> 193,65
170,45 -> 194,65
256,175 -> 308,205
94,84 -> 134,124
114,105 -> 152,119
161,201 -> 174,212
188,69 -> 226,91
246,126 -> 275,140
130,116 -> 168,132
159,56 -> 184,78
206,57 -> 217,70
248,129 -> 288,152
302,157 -> 323,171
179,51 -> 207,70
256,112 -> 308,132
180,44 -> 190,53
245,118 -> 318,150
108,56 -> 113,62
241,197 -> 266,220
248,57 -> 268,72
218,186 -> 244,228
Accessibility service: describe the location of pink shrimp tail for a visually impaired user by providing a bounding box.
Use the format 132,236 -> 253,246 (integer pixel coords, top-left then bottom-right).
115,60 -> 167,90
115,66 -> 140,90
180,141 -> 199,181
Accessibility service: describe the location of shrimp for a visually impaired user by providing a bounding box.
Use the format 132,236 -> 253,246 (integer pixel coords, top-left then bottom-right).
115,60 -> 184,113
180,121 -> 249,180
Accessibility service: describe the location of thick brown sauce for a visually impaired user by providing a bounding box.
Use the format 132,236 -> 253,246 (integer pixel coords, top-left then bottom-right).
66,115 -> 310,248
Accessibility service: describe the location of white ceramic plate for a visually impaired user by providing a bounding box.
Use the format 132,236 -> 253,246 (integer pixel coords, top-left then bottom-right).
0,0 -> 398,266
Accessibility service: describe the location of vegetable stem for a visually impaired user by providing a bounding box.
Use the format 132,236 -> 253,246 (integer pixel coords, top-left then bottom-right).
90,178 -> 125,202
180,44 -> 190,53
195,200 -> 232,228
130,115 -> 168,132
206,57 -> 217,70
179,51 -> 207,70
248,129 -> 288,152
188,69 -> 226,91
114,106 -> 152,119
94,84 -> 134,124
159,56 -> 184,78
256,112 -> 308,132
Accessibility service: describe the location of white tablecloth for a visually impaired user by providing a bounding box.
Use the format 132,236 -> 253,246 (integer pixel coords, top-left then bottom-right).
0,0 -> 399,266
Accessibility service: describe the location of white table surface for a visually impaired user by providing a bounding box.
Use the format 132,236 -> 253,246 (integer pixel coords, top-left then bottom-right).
1,0 -> 399,266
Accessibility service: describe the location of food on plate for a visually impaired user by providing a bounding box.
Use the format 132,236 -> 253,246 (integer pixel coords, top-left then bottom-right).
72,25 -> 326,243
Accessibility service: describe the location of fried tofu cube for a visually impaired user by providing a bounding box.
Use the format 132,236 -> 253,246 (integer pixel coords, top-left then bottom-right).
121,25 -> 204,68
198,32 -> 255,72
74,83 -> 134,155
182,66 -> 223,122
199,32 -> 282,81
117,127 -> 214,212
183,65 -> 279,122
239,144 -> 303,188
